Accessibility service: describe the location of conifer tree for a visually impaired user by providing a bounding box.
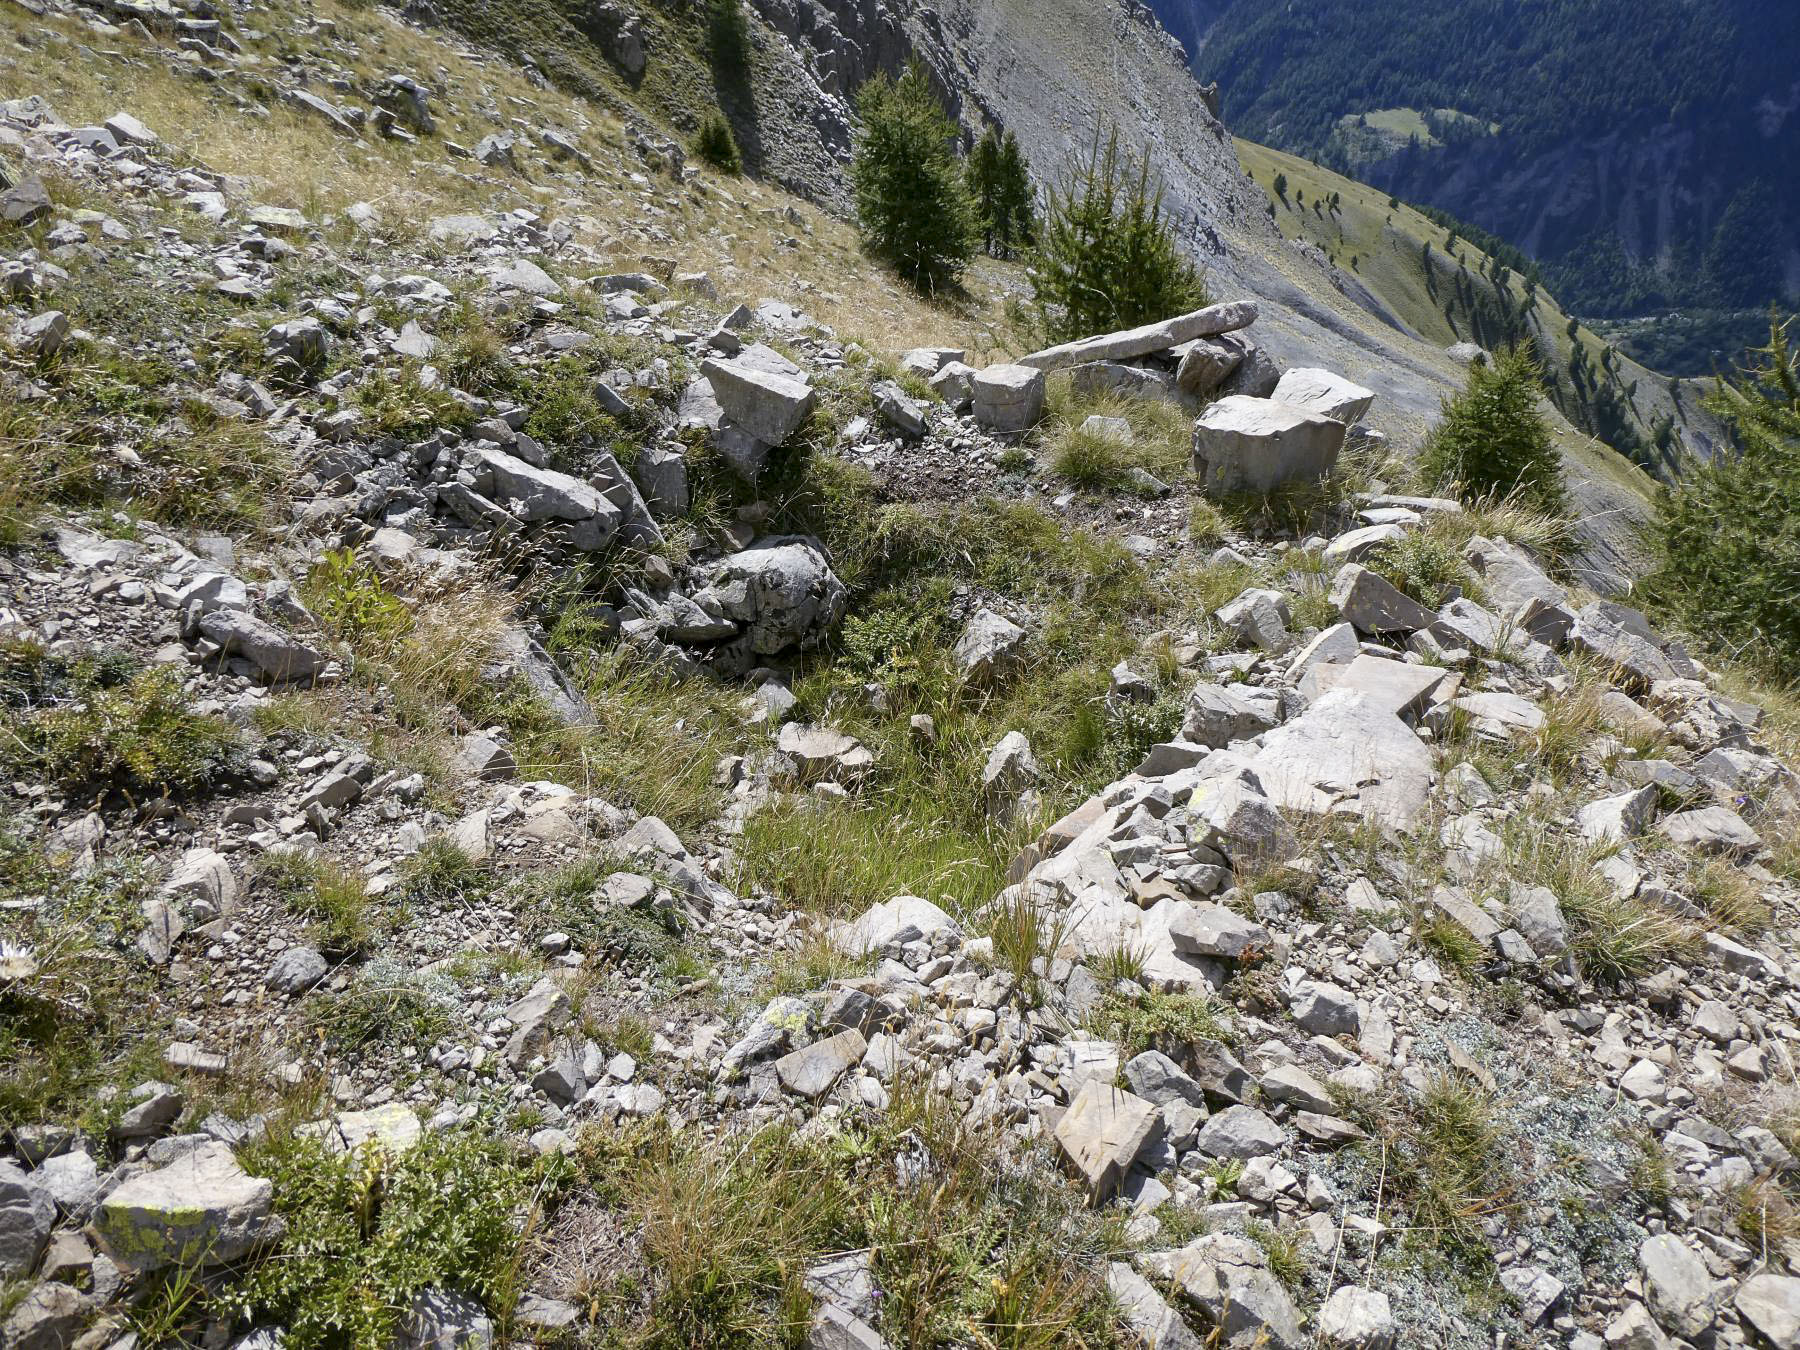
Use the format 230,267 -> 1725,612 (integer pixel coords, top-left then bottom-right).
1418,345 -> 1566,514
1027,128 -> 1207,343
967,127 -> 1036,258
851,65 -> 976,293
1650,317 -> 1800,671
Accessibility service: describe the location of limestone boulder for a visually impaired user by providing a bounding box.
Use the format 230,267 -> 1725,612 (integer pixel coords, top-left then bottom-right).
1271,367 -> 1375,425
1192,396 -> 1346,495
94,1142 -> 282,1270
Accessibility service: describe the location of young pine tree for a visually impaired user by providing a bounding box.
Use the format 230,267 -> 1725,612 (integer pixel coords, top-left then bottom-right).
1418,345 -> 1567,514
967,127 -> 1037,258
693,112 -> 741,174
851,65 -> 975,293
1028,128 -> 1207,343
1649,317 -> 1800,672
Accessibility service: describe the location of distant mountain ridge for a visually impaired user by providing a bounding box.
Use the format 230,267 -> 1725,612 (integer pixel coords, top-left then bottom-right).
1146,0 -> 1800,336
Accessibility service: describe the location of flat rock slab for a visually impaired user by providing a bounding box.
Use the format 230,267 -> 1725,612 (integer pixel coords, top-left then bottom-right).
1272,367 -> 1375,425
1018,300 -> 1257,372
1054,1079 -> 1161,1201
775,1029 -> 868,1098
1250,688 -> 1435,830
700,354 -> 815,445
1301,652 -> 1449,716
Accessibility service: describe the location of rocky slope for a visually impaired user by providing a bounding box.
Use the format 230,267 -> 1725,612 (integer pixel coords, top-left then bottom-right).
5,1 -> 1800,1349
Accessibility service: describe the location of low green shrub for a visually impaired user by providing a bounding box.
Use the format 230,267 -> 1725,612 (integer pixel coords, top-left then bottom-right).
223,1129 -> 559,1349
5,657 -> 240,793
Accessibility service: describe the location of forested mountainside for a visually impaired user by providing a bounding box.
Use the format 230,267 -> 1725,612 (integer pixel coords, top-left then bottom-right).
1147,0 -> 1800,372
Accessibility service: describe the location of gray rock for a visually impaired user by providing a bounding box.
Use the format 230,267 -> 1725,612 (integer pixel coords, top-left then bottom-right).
266,945 -> 328,994
1123,1051 -> 1208,1109
1019,301 -> 1257,373
1175,337 -> 1244,396
1317,1284 -> 1395,1348
1659,805 -> 1762,856
1571,601 -> 1699,691
774,1029 -> 867,1099
693,537 -> 846,654
981,731 -> 1040,806
1193,1105 -> 1284,1159
1735,1273 -> 1800,1349
777,723 -> 873,784
264,317 -> 330,368
1183,681 -> 1280,746
1290,981 -> 1360,1036
701,351 -> 816,445
953,608 -> 1029,685
1215,587 -> 1293,652
808,1303 -> 889,1350
1140,1233 -> 1301,1348
1193,396 -> 1347,495
1168,903 -> 1270,960
452,733 -> 516,783
0,1161 -> 53,1277
1271,367 -> 1375,424
1107,1260 -> 1205,1348
163,847 -> 236,920
633,444 -> 690,516
971,364 -> 1046,433
1501,1264 -> 1566,1326
1329,563 -> 1434,634
1260,1064 -> 1335,1114
398,1287 -> 494,1348
114,1081 -> 183,1139
486,258 -> 560,296
872,380 -> 928,437
1639,1234 -> 1717,1339
1054,1080 -> 1162,1201
1507,884 -> 1568,958
1,1281 -> 96,1350
94,1141 -> 281,1270
197,609 -> 329,683
1250,688 -> 1436,830
928,360 -> 976,410
30,1149 -> 100,1220
16,309 -> 68,357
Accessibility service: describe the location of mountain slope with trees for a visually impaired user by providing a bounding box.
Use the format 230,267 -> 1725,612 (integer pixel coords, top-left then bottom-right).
1148,0 -> 1800,371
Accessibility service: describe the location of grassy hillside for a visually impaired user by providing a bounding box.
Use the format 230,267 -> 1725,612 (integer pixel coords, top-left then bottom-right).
1237,138 -> 1723,479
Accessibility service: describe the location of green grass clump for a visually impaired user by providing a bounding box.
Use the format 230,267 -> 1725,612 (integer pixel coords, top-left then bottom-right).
399,839 -> 492,908
1040,384 -> 1191,493
1367,526 -> 1478,608
353,367 -> 475,440
307,963 -> 456,1051
255,851 -> 379,955
304,548 -> 413,646
4,655 -> 240,794
1096,990 -> 1231,1060
222,1129 -> 560,1350
0,823 -> 168,1128
1500,820 -> 1695,983
578,1105 -> 1121,1348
